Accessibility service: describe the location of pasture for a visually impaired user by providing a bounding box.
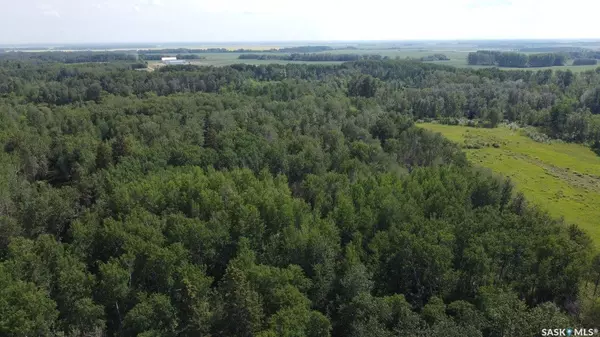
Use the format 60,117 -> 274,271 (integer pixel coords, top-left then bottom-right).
169,48 -> 599,72
417,123 -> 600,246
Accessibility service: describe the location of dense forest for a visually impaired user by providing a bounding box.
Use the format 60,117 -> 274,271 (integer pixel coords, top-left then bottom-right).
0,51 -> 139,64
0,57 -> 600,337
468,51 -> 567,68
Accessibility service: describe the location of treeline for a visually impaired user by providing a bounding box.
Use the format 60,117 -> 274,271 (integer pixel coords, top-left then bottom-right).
238,53 -> 386,61
519,47 -> 600,60
278,45 -> 333,53
175,54 -> 204,60
51,43 -> 158,50
573,58 -> 598,66
138,48 -> 254,54
468,50 -> 567,67
0,51 -> 138,63
139,54 -> 204,61
138,46 -> 335,54
420,54 -> 450,61
569,50 -> 600,60
519,47 -> 589,53
238,54 -> 290,60
528,53 -> 566,67
1,57 -> 599,336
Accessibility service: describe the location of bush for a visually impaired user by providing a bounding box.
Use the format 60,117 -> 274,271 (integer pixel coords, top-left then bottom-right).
523,127 -> 555,144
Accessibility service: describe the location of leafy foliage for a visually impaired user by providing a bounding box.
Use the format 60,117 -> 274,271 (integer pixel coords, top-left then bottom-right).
0,57 -> 598,337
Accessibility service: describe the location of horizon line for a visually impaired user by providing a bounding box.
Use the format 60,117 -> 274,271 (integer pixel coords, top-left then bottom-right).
3,38 -> 600,47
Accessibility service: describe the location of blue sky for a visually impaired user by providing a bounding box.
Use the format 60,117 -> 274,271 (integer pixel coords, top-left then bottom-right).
1,0 -> 599,44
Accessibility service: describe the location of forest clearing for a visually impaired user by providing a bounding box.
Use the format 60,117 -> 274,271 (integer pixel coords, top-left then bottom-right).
419,123 -> 600,245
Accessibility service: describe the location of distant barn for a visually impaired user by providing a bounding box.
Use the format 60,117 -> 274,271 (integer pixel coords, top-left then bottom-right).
161,56 -> 187,65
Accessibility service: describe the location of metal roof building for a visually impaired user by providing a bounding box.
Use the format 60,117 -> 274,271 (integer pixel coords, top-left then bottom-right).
164,60 -> 187,65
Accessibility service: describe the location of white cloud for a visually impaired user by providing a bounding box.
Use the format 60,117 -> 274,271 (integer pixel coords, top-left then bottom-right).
2,0 -> 600,43
37,3 -> 61,18
93,1 -> 110,9
136,0 -> 162,6
42,9 -> 61,17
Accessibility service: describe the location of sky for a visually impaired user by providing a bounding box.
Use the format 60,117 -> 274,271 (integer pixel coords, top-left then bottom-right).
0,0 -> 599,44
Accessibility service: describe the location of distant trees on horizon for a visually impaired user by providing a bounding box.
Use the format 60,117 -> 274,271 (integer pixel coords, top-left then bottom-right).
238,53 -> 386,62
573,58 -> 598,66
0,51 -> 138,63
420,54 -> 450,61
137,46 -> 335,54
468,50 -> 567,67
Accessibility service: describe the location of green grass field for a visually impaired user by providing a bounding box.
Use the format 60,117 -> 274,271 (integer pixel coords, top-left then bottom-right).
417,123 -> 600,245
169,49 -> 599,72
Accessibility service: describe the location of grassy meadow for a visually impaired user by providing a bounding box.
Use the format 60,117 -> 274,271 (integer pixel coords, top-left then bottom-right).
164,48 -> 599,72
418,123 -> 600,245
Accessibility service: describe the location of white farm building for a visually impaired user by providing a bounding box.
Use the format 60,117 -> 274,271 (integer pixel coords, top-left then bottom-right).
161,57 -> 187,65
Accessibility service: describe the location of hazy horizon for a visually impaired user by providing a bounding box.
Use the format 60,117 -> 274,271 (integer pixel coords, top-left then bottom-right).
4,38 -> 600,48
2,0 -> 600,45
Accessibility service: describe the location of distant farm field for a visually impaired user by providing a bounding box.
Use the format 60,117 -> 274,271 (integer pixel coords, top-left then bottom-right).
148,54 -> 344,68
174,49 -> 599,71
418,123 -> 600,245
14,42 -> 600,71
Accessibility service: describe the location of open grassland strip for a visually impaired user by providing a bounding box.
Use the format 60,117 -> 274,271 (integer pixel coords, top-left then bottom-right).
418,123 -> 600,246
